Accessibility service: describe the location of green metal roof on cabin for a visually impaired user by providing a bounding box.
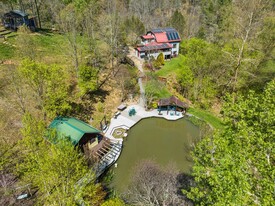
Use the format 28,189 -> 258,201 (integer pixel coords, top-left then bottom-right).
49,117 -> 101,145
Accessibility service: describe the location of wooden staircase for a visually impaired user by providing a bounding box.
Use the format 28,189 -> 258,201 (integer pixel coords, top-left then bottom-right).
0,25 -> 12,42
94,139 -> 122,177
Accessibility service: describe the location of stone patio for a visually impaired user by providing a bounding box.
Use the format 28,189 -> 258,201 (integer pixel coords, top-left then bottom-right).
104,104 -> 184,142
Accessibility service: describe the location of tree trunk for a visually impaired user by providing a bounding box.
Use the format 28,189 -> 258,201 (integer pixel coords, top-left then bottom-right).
232,11 -> 254,102
34,0 -> 42,28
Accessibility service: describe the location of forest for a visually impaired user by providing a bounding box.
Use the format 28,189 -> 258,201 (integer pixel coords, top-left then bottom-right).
0,0 -> 274,205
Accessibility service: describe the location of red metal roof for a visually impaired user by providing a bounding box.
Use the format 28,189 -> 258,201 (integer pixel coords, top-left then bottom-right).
147,28 -> 181,43
141,35 -> 155,40
154,33 -> 168,43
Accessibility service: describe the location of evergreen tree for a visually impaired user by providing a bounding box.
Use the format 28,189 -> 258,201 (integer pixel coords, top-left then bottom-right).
157,52 -> 165,65
169,10 -> 185,37
124,15 -> 145,44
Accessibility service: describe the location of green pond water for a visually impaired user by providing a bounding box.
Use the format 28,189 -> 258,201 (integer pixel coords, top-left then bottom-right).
111,117 -> 200,193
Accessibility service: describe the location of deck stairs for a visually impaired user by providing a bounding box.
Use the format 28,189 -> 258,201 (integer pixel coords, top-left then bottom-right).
0,25 -> 13,44
94,139 -> 122,177
0,26 -> 11,37
73,139 -> 122,205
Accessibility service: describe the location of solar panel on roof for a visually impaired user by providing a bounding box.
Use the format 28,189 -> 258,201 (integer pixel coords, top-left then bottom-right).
164,28 -> 175,32
168,32 -> 173,40
152,28 -> 163,33
173,32 -> 178,39
170,32 -> 174,40
175,33 -> 179,39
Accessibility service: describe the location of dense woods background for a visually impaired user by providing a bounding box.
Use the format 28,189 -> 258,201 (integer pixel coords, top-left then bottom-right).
0,0 -> 274,205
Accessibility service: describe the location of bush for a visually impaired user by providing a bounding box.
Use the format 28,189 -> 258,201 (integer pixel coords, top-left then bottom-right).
153,59 -> 162,69
157,53 -> 165,65
101,198 -> 125,206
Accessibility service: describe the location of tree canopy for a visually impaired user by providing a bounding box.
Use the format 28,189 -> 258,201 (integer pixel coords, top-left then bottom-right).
0,0 -> 274,205
185,80 -> 275,205
16,114 -> 105,205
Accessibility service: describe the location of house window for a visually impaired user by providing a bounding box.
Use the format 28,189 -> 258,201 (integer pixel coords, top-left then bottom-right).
89,137 -> 98,149
173,44 -> 177,48
90,138 -> 96,144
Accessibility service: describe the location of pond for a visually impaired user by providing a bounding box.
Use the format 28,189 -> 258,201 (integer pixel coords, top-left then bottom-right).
111,117 -> 200,193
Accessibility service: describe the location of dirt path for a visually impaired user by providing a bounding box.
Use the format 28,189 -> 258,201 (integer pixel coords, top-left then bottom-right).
127,47 -> 144,73
127,47 -> 146,107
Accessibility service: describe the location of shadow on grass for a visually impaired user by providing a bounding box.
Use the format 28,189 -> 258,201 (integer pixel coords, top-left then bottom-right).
36,28 -> 56,36
67,88 -> 110,121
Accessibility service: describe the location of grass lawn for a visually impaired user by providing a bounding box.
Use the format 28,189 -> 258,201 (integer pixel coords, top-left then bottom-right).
188,107 -> 224,130
156,54 -> 185,77
0,43 -> 15,60
2,30 -> 69,65
33,33 -> 68,56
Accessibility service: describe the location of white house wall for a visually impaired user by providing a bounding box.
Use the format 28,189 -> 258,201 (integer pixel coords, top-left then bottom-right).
171,42 -> 180,55
141,40 -> 148,45
147,50 -> 171,59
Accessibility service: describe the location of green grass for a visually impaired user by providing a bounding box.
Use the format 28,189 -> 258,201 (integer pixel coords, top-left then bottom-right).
154,56 -> 224,130
33,33 -> 68,56
0,31 -> 68,63
188,107 -> 224,130
112,128 -> 127,138
0,43 -> 14,60
156,54 -> 184,77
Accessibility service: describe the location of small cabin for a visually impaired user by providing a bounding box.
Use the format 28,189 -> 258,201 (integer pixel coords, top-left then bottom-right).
2,10 -> 36,30
49,117 -> 122,176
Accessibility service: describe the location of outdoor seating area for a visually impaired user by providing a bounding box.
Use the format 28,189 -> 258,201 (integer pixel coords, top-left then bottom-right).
128,108 -> 136,116
158,96 -> 189,114
117,103 -> 127,111
114,111 -> 121,119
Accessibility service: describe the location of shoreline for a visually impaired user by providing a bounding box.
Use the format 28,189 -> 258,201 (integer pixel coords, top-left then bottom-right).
103,104 -> 184,142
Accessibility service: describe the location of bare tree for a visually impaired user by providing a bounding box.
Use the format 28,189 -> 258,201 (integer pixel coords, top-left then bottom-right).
100,0 -> 121,75
222,0 -> 273,99
123,160 -> 189,206
16,26 -> 37,60
7,65 -> 28,114
59,4 -> 81,77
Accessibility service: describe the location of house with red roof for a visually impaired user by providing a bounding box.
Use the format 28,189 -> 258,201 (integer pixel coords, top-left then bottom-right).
135,28 -> 181,60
